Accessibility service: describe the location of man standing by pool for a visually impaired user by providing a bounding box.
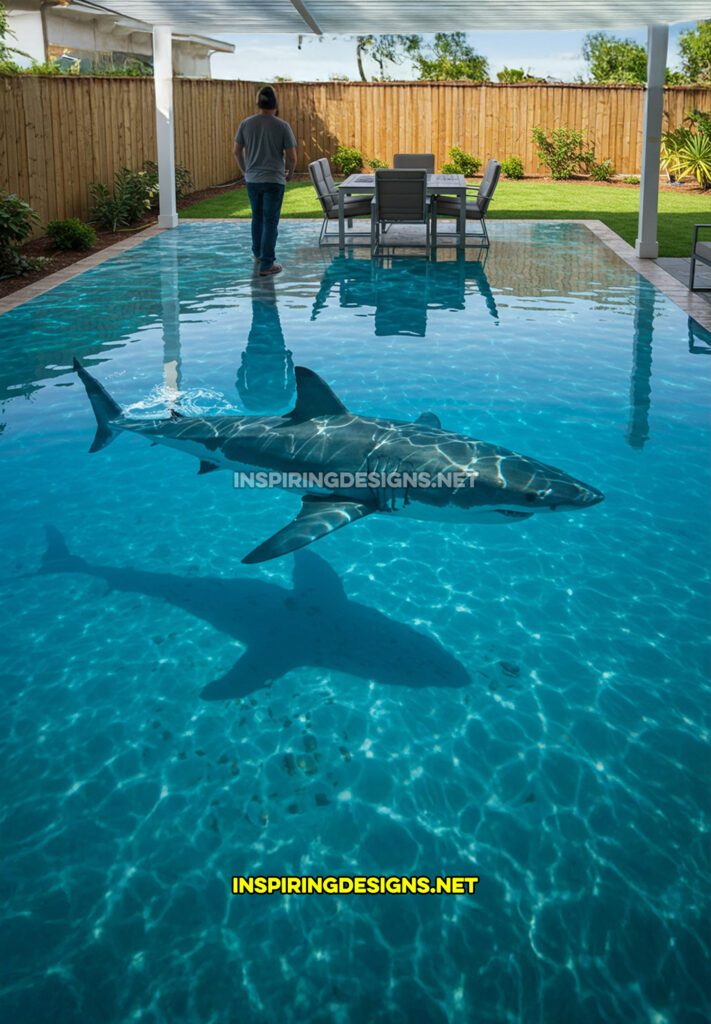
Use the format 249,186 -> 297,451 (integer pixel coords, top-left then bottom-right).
233,85 -> 297,277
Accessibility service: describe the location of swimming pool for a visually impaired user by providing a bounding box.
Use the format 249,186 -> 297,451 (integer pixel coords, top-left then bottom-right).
1,221 -> 709,1023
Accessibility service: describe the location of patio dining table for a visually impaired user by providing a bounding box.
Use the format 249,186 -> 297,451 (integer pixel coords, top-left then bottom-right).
337,172 -> 468,251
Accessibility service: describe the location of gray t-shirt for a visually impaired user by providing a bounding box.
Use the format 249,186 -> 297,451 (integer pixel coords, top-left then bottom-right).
235,114 -> 297,185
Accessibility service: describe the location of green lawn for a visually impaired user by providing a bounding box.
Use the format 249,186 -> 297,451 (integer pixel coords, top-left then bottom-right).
180,179 -> 710,258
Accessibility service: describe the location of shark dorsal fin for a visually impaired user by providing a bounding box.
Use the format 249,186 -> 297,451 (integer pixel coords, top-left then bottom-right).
415,412 -> 442,429
169,409 -> 184,420
287,367 -> 348,423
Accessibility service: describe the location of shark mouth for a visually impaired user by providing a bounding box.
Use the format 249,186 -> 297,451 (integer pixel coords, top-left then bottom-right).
495,509 -> 534,519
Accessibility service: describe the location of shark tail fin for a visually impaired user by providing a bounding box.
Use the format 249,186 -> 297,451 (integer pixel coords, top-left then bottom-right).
73,358 -> 123,453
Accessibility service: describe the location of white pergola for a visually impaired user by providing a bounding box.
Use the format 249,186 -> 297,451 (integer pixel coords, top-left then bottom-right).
103,1 -> 709,258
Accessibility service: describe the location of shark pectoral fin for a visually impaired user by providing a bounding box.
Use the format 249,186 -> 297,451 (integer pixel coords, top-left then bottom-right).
200,649 -> 285,701
198,460 -> 220,475
415,412 -> 442,429
242,495 -> 376,565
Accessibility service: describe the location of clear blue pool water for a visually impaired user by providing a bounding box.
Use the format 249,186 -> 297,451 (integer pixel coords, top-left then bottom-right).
1,221 -> 709,1024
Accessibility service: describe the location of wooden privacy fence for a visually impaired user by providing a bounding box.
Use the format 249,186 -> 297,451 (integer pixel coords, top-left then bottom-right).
1,77 -> 709,227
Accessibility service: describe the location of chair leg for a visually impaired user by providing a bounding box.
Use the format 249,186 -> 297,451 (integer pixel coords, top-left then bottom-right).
481,217 -> 489,247
432,201 -> 437,248
689,255 -> 696,290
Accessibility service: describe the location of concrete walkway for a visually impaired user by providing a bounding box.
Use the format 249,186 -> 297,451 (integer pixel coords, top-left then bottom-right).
655,257 -> 711,304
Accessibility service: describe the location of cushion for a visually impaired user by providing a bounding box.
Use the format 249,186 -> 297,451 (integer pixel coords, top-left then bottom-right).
435,197 -> 483,220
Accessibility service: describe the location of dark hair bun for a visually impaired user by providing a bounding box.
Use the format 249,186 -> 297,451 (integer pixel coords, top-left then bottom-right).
257,85 -> 277,109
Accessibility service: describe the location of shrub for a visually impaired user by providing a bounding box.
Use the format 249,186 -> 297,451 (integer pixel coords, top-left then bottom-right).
0,191 -> 46,275
89,167 -> 155,231
46,218 -> 97,250
333,146 -> 363,175
661,116 -> 711,189
368,157 -> 389,170
623,176 -> 640,184
446,145 -> 481,176
501,155 -> 524,179
590,159 -> 615,182
142,160 -> 194,202
531,125 -> 595,179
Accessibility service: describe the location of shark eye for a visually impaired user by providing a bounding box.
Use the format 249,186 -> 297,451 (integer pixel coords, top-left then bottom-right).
525,492 -> 537,502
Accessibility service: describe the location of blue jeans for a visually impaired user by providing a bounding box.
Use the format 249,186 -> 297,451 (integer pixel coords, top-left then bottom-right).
246,183 -> 285,271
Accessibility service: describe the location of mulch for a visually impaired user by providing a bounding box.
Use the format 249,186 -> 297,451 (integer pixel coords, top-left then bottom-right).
0,173 -> 705,301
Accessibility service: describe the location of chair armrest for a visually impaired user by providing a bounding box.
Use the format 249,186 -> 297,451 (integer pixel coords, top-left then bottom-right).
692,224 -> 711,247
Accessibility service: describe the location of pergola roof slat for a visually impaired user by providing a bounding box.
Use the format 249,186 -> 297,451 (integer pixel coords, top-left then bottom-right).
85,1 -> 711,34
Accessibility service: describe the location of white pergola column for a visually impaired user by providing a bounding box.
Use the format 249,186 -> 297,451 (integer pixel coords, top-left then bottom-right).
153,25 -> 178,229
635,24 -> 668,259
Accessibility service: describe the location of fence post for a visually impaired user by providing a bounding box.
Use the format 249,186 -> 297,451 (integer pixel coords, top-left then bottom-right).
153,25 -> 178,229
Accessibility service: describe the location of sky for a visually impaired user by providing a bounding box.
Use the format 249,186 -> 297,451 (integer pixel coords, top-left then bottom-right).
209,24 -> 697,82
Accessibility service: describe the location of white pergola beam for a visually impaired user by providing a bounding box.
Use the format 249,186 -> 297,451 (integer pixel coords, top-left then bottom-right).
288,0 -> 322,34
635,24 -> 668,259
153,24 -> 178,229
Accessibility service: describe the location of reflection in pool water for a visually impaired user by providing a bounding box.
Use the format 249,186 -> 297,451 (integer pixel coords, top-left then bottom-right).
0,222 -> 709,1023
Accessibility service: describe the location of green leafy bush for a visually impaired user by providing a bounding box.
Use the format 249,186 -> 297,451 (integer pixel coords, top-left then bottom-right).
368,157 -> 389,170
445,146 -> 481,177
46,218 -> 97,251
89,167 -> 155,231
0,191 -> 46,275
661,112 -> 711,188
501,155 -> 524,179
590,159 -> 615,182
623,176 -> 640,184
142,160 -> 194,202
532,125 -> 595,179
333,146 -> 363,175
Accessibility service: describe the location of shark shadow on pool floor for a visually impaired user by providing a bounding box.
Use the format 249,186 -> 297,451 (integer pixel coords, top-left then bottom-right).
36,527 -> 472,701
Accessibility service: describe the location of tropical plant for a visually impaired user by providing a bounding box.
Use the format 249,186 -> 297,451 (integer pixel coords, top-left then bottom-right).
0,191 -> 46,275
0,1 -> 31,65
590,159 -> 615,182
89,168 -> 155,231
664,132 -> 711,189
332,145 -> 363,175
368,157 -> 389,170
661,111 -> 711,188
46,218 -> 97,251
532,125 -> 595,179
501,155 -> 525,179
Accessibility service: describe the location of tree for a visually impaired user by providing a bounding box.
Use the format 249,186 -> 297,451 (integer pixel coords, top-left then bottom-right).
582,32 -> 648,83
411,32 -> 489,81
678,20 -> 711,82
0,1 -> 31,63
354,34 -> 421,82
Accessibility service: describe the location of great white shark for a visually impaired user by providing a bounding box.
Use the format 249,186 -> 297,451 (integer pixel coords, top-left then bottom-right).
74,359 -> 603,564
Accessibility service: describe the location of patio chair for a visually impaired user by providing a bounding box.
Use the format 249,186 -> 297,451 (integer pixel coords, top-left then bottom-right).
431,158 -> 501,247
393,153 -> 436,173
689,224 -> 711,291
371,169 -> 431,257
308,158 -> 371,245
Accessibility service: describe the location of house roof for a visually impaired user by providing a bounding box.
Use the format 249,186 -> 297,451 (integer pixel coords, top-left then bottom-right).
64,0 -> 711,35
46,0 -> 235,51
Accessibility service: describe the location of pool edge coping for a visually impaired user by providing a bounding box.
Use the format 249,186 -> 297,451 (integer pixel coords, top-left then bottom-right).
1,218 -> 709,330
